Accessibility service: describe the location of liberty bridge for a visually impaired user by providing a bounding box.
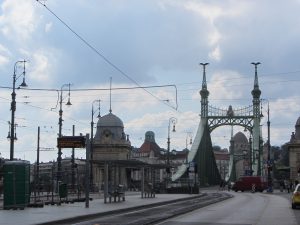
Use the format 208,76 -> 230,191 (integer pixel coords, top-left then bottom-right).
172,62 -> 264,186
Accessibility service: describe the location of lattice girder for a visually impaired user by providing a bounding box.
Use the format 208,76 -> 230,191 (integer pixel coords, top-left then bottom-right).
208,116 -> 253,132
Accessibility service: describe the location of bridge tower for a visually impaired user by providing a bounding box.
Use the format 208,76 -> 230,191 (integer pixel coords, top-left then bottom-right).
251,62 -> 262,176
172,63 -> 263,184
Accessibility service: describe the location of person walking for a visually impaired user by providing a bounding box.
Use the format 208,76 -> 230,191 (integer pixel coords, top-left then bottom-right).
285,180 -> 290,193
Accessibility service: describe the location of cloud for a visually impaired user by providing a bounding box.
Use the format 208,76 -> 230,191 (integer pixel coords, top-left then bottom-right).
17,47 -> 63,86
45,22 -> 52,33
209,46 -> 221,61
0,0 -> 38,42
0,44 -> 10,66
208,70 -> 245,106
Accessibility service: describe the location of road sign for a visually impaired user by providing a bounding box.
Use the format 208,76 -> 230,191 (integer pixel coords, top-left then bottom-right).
57,136 -> 86,148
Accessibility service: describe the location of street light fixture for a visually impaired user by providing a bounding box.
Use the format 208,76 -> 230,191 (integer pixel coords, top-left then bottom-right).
9,60 -> 28,160
57,83 -> 72,181
90,99 -> 101,189
167,117 -> 177,174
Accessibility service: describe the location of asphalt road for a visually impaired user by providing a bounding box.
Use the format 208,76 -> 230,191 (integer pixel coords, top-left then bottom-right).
277,190 -> 300,224
158,191 -> 298,225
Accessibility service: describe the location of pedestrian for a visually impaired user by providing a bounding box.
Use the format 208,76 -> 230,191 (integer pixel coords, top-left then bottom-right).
279,180 -> 284,192
290,180 -> 294,192
219,180 -> 224,191
285,180 -> 290,193
295,180 -> 299,188
227,182 -> 231,191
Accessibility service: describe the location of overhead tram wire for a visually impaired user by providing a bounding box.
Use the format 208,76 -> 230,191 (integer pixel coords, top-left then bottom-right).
11,84 -> 178,109
35,0 -> 177,111
0,84 -> 179,120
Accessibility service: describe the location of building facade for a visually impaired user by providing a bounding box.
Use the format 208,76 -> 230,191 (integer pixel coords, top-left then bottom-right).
92,111 -> 131,190
214,149 -> 229,180
232,132 -> 251,178
288,117 -> 300,181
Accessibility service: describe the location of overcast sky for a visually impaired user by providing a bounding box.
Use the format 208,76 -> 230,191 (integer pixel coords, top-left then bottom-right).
1,0 -> 300,163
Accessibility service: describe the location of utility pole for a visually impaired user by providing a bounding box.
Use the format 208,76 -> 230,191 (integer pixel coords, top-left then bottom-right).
10,60 -> 28,160
71,125 -> 75,191
267,101 -> 272,192
37,126 -> 40,193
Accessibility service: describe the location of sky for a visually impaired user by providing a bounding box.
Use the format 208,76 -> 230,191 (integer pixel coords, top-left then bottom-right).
1,0 -> 300,163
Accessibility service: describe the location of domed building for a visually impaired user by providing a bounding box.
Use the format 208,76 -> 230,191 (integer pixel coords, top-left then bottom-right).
288,116 -> 300,180
138,131 -> 163,161
92,111 -> 131,190
232,131 -> 250,179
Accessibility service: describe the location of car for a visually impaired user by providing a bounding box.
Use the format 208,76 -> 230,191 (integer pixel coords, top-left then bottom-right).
291,183 -> 300,209
231,176 -> 268,192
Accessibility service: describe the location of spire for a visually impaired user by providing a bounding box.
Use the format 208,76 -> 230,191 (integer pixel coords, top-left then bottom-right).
200,63 -> 209,90
251,62 -> 261,98
199,63 -> 209,118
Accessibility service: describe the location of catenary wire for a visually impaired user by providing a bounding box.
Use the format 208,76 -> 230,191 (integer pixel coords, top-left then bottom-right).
35,0 -> 177,110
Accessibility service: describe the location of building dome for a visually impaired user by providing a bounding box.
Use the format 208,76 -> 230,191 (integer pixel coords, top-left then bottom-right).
294,116 -> 300,140
145,131 -> 155,143
233,131 -> 248,143
97,112 -> 124,128
296,117 -> 300,127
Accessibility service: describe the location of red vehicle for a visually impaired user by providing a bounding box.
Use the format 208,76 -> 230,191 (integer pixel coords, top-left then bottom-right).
232,176 -> 268,192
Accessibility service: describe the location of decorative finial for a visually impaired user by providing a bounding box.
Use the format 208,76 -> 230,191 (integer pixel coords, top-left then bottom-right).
199,63 -> 209,89
251,62 -> 261,98
251,62 -> 261,89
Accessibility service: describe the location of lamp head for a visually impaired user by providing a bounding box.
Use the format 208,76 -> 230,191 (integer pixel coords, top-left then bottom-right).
97,112 -> 101,118
19,77 -> 28,88
66,98 -> 72,106
7,132 -> 11,140
172,124 -> 176,132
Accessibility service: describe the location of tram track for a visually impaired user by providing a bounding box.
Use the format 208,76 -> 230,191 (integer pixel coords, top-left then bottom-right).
42,192 -> 232,225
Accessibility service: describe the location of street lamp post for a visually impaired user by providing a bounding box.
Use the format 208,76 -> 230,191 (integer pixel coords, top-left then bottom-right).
57,83 -> 72,181
10,60 -> 28,160
267,101 -> 272,192
262,99 -> 272,192
90,99 -> 101,190
167,117 -> 177,174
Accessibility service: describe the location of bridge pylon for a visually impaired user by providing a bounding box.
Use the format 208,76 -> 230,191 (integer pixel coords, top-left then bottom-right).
172,63 -> 263,185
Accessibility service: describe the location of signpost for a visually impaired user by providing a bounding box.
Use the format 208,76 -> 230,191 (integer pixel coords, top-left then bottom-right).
57,136 -> 86,148
57,135 -> 90,208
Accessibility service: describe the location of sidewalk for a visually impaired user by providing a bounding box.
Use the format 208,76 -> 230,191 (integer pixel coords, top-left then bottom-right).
0,192 -> 201,225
